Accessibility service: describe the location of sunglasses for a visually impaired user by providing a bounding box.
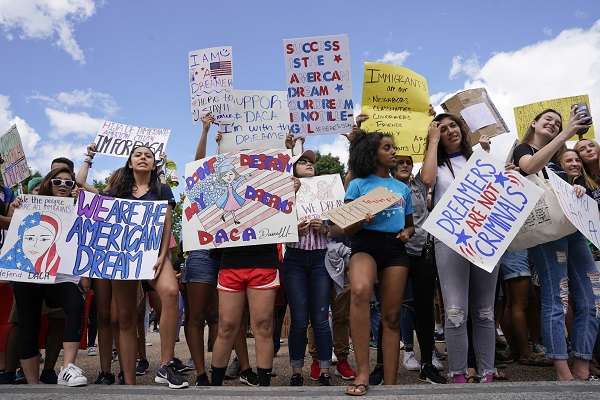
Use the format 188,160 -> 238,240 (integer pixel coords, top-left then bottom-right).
51,179 -> 75,188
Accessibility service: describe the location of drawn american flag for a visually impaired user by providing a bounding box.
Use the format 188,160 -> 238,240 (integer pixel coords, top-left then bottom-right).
209,61 -> 232,77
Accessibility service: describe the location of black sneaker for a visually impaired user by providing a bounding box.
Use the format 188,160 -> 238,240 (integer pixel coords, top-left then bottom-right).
136,358 -> 149,376
171,357 -> 193,374
40,369 -> 58,384
318,373 -> 331,386
155,362 -> 189,389
94,371 -> 115,385
290,373 -> 303,386
195,373 -> 210,386
369,365 -> 383,386
239,368 -> 258,387
419,363 -> 447,384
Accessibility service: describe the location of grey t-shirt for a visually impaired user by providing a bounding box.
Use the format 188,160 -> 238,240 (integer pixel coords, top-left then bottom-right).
405,173 -> 429,256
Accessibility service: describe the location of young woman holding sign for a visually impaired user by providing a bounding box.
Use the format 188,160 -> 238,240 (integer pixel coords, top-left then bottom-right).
421,113 -> 499,384
79,146 -> 187,388
8,167 -> 89,387
343,131 -> 414,395
513,107 -> 598,381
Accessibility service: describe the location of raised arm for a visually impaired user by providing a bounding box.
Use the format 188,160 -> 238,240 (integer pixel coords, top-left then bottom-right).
420,122 -> 441,187
75,143 -> 100,193
195,113 -> 215,161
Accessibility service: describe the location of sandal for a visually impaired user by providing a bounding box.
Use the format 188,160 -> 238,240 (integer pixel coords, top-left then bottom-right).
518,353 -> 553,367
494,370 -> 509,381
345,383 -> 369,396
466,374 -> 478,383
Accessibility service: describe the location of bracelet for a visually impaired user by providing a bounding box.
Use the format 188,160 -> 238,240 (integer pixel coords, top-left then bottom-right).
84,160 -> 93,167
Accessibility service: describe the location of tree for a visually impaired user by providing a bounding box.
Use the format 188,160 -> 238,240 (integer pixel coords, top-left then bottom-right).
171,193 -> 184,243
314,152 -> 345,179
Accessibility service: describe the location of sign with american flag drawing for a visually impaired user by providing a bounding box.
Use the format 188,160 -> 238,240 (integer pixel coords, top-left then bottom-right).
189,46 -> 233,123
182,149 -> 299,250
422,150 -> 543,273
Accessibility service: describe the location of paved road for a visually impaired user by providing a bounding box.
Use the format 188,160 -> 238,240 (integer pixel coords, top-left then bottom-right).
2,381 -> 600,400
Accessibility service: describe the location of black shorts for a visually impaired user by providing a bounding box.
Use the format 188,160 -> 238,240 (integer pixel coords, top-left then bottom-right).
350,229 -> 409,269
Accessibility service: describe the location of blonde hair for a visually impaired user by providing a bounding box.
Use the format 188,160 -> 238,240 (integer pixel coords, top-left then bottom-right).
559,148 -> 598,190
574,139 -> 600,188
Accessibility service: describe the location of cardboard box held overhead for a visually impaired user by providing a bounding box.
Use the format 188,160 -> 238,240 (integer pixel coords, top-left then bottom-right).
441,88 -> 509,145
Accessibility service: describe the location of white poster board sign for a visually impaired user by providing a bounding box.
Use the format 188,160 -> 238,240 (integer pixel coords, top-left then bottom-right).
94,120 -> 171,159
296,174 -> 345,221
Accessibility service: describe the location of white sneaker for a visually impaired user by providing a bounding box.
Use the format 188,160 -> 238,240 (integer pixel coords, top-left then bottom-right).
58,363 -> 88,387
403,351 -> 421,371
87,346 -> 97,356
331,352 -> 338,365
432,351 -> 443,371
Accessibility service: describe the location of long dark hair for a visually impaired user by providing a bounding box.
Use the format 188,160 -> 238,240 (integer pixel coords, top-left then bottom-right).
425,113 -> 472,166
108,146 -> 161,198
38,167 -> 76,196
348,130 -> 391,178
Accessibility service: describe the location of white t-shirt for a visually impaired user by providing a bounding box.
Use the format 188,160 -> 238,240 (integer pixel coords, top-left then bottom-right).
433,154 -> 467,206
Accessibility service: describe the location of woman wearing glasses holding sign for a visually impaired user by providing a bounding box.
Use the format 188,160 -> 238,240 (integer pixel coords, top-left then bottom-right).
5,167 -> 89,387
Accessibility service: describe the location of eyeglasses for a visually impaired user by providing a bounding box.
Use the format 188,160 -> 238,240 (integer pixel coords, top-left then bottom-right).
296,159 -> 313,165
51,179 -> 75,188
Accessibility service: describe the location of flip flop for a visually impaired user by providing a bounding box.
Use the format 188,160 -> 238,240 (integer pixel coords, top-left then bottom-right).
345,383 -> 369,396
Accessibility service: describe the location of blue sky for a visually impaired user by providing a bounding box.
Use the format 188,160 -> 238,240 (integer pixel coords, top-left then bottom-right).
0,0 -> 599,193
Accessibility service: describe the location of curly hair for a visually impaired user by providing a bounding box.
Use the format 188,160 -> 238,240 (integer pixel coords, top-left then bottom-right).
348,130 -> 391,178
107,146 -> 161,198
38,167 -> 76,196
425,113 -> 473,166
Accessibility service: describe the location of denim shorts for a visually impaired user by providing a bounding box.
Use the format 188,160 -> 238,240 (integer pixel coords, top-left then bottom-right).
181,250 -> 219,286
499,250 -> 531,281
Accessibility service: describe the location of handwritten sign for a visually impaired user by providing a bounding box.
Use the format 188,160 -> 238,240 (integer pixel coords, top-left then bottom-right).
514,95 -> 595,140
296,174 -> 345,221
283,34 -> 353,136
0,195 -> 76,284
60,191 -> 167,280
422,150 -> 544,273
189,46 -> 233,122
218,90 -> 289,152
182,149 -> 299,250
361,63 -> 431,161
325,187 -> 400,230
94,120 -> 171,159
0,125 -> 30,187
547,169 -> 600,248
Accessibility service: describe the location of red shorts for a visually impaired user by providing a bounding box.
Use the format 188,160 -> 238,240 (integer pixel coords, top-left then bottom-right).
217,268 -> 280,293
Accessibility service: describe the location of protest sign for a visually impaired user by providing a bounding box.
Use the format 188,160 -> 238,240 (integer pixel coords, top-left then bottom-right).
189,46 -> 233,122
182,149 -> 299,250
296,174 -> 345,221
513,95 -> 595,140
218,90 -> 289,152
422,150 -> 544,273
94,120 -> 171,159
361,63 -> 431,161
325,187 -> 400,230
283,34 -> 353,137
60,191 -> 167,280
441,88 -> 509,145
0,195 -> 76,284
0,125 -> 30,188
547,169 -> 600,248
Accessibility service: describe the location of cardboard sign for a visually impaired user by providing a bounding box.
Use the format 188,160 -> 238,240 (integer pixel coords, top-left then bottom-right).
94,120 -> 171,159
296,174 -> 345,221
441,88 -> 509,145
0,195 -> 76,284
189,46 -> 233,122
361,63 -> 431,161
218,90 -> 289,152
422,150 -> 544,273
325,187 -> 400,229
182,149 -> 299,250
513,95 -> 595,140
547,169 -> 600,248
0,125 -> 30,188
60,191 -> 167,280
283,34 -> 354,136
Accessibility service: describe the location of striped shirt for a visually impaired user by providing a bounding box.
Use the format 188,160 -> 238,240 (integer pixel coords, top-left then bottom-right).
287,226 -> 328,251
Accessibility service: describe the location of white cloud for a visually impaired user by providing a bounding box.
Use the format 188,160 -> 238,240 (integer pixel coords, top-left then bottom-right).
0,0 -> 97,63
0,94 -> 40,155
45,108 -> 103,137
318,135 -> 350,166
31,88 -> 118,116
376,50 -> 411,66
449,55 -> 481,80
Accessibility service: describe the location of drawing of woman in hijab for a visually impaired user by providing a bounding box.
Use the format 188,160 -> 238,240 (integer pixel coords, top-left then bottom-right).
0,212 -> 61,276
215,157 -> 247,224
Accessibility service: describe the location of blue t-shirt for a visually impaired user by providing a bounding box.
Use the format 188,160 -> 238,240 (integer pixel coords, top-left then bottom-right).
344,175 -> 413,233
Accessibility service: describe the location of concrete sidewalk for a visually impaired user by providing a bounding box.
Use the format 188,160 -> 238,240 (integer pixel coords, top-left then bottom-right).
1,381 -> 599,400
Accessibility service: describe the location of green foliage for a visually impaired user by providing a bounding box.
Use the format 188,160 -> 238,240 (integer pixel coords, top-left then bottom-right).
171,193 -> 184,243
314,152 -> 345,178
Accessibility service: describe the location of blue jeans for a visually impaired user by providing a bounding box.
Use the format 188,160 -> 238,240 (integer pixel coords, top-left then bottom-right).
529,232 -> 600,360
282,247 -> 332,368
